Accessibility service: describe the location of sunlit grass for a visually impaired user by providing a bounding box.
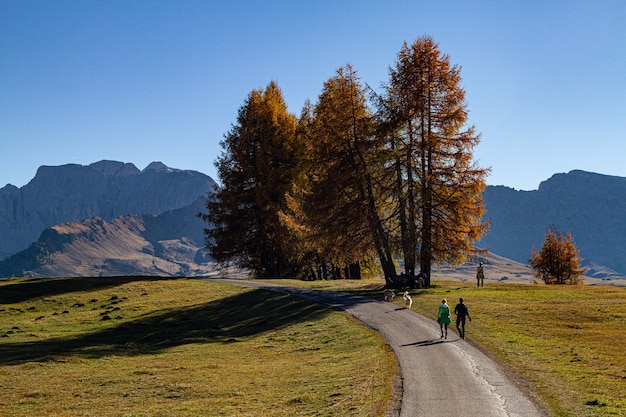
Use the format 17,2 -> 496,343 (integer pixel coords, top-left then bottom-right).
273,278 -> 626,417
0,277 -> 396,416
4,275 -> 623,416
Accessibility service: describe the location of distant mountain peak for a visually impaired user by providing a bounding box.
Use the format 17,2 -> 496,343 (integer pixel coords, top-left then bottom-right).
143,161 -> 172,172
89,160 -> 140,176
539,169 -> 626,194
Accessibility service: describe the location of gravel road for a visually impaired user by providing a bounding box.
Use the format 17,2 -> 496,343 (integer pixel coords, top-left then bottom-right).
210,279 -> 549,417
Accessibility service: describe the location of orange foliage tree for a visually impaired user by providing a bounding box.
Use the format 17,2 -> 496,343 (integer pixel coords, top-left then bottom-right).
529,227 -> 587,284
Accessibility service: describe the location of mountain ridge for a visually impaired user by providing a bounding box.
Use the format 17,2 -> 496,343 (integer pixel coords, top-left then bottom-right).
0,197 -> 213,278
1,163 -> 625,282
0,160 -> 216,260
480,169 -> 626,279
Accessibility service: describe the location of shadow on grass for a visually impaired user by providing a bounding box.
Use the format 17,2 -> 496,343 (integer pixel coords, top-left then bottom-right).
0,288 -> 331,365
0,276 -> 175,305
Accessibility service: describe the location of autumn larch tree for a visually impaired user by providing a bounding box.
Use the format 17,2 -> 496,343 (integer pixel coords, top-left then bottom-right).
282,65 -> 394,282
277,65 -> 394,282
199,81 -> 305,278
380,36 -> 489,286
309,65 -> 396,283
529,227 -> 587,285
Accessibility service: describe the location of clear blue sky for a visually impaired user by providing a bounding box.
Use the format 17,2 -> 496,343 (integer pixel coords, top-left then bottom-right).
2,1 -> 625,191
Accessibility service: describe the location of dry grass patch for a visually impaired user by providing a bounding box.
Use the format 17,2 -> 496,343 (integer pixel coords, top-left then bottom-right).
277,278 -> 625,417
0,277 -> 395,416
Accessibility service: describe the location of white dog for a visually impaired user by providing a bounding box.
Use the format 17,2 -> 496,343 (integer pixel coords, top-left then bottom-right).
384,289 -> 395,302
403,291 -> 412,309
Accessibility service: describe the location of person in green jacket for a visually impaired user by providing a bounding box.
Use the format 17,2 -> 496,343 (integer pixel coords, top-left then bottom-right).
438,299 -> 452,339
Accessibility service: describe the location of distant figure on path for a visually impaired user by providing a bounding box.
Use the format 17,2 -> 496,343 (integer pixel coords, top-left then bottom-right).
454,297 -> 472,339
438,299 -> 452,339
476,262 -> 485,287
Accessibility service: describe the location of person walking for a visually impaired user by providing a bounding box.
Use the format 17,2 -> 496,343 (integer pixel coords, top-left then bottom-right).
438,299 -> 452,339
476,262 -> 485,287
454,297 -> 472,339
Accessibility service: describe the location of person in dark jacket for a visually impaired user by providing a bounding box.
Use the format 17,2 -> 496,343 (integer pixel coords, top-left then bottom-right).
454,297 -> 472,339
476,262 -> 485,287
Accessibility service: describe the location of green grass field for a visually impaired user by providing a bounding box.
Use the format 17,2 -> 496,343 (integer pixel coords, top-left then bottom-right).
0,277 -> 396,417
2,277 -> 625,416
271,278 -> 626,417
411,281 -> 626,417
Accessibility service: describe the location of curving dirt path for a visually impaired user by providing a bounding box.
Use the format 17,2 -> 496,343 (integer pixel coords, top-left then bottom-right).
210,279 -> 549,417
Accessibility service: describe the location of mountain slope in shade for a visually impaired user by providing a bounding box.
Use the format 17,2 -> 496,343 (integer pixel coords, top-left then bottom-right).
0,197 -> 214,278
0,160 -> 217,259
481,170 -> 626,280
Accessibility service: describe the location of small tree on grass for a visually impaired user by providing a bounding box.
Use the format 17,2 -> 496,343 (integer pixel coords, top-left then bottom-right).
529,227 -> 587,284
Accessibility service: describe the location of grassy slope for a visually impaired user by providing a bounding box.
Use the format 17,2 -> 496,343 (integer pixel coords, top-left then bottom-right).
271,278 -> 626,417
0,277 -> 396,417
3,277 -> 624,417
410,282 -> 626,417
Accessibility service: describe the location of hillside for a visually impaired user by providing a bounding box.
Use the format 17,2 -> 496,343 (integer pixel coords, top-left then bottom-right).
0,160 -> 216,260
432,251 -> 623,287
0,197 -> 214,278
481,170 -> 626,281
0,278 -> 393,416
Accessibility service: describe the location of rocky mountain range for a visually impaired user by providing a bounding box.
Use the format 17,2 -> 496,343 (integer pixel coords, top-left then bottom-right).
480,170 -> 626,282
0,160 -> 217,277
0,160 -> 216,260
0,197 -> 213,277
0,162 -> 625,283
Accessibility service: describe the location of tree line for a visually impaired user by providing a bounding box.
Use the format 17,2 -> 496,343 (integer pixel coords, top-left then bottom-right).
199,36 -> 490,287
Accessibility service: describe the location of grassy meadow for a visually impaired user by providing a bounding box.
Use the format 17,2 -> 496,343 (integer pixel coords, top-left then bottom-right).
270,278 -> 626,417
0,277 -> 396,417
2,276 -> 624,417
